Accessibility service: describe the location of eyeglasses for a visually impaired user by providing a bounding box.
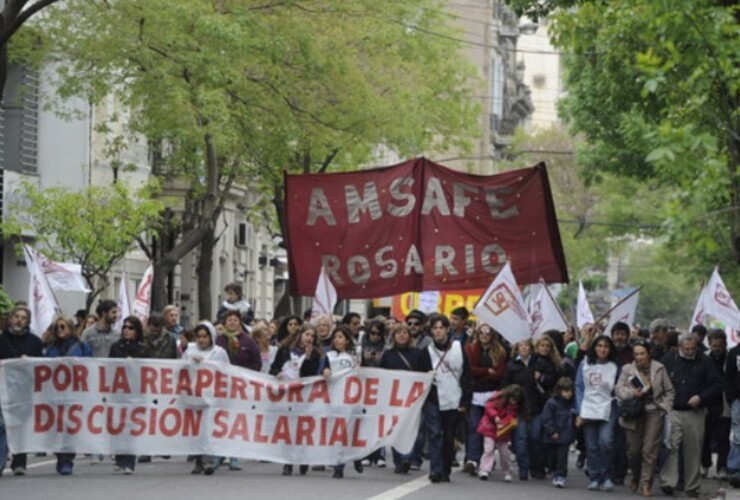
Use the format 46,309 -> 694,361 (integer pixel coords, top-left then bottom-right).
122,325 -> 135,330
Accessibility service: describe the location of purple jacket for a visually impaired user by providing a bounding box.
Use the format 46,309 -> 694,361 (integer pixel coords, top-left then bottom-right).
216,332 -> 262,371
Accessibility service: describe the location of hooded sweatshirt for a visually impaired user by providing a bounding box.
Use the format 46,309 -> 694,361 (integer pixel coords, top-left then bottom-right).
183,321 -> 230,365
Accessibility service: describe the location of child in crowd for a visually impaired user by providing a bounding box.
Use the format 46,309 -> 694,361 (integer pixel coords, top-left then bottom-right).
476,385 -> 524,482
216,282 -> 254,327
542,377 -> 577,488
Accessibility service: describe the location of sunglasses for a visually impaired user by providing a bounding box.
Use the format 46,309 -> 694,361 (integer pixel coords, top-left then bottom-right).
406,321 -> 420,326
122,325 -> 135,330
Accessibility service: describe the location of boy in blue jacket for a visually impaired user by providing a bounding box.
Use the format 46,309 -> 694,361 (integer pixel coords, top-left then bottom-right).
542,377 -> 576,488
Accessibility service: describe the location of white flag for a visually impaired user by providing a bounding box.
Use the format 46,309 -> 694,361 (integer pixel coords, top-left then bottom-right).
472,261 -> 530,345
310,266 -> 337,322
689,285 -> 708,330
132,264 -> 154,323
703,267 -> 740,332
115,273 -> 131,332
530,284 -> 569,337
23,245 -> 61,336
603,289 -> 640,336
577,280 -> 595,328
32,249 -> 91,293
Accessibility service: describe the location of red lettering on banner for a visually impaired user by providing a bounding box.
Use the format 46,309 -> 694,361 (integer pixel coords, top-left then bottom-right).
250,380 -> 264,401
141,366 -> 157,393
214,371 -> 228,398
98,366 -> 110,392
34,365 -> 52,391
34,364 -> 89,392
107,407 -> 126,435
229,413 -> 249,441
34,404 -> 54,432
88,405 -> 104,434
329,418 -> 348,446
175,369 -> 193,396
364,378 -> 378,405
254,415 -> 269,443
56,404 -> 65,432
351,419 -> 366,447
287,382 -> 304,403
344,376 -> 362,404
267,384 -> 286,402
230,376 -> 248,400
160,408 -> 180,437
111,367 -> 131,393
405,382 -> 426,407
195,369 -> 213,397
307,380 -> 330,403
295,416 -> 315,445
68,404 -> 83,434
272,416 -> 292,444
130,407 -> 147,436
378,414 -> 400,437
212,410 -> 229,438
389,380 -> 404,407
73,365 -> 89,392
319,415 -> 328,444
161,368 -> 174,394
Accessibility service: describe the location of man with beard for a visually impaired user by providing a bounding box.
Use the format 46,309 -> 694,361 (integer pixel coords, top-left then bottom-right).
407,309 -> 431,350
0,305 -> 43,475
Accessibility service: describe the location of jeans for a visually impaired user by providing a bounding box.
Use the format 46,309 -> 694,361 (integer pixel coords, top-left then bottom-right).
702,411 -> 731,472
116,455 -> 136,471
466,405 -> 485,464
422,401 -> 459,477
0,408 -> 6,471
548,444 -> 569,479
392,448 -> 411,468
730,400 -> 740,473
410,412 -> 428,467
613,422 -> 628,480
583,411 -> 617,483
513,411 -> 543,478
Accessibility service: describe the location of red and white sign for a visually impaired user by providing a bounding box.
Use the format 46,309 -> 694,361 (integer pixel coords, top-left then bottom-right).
0,359 -> 432,464
132,264 -> 153,322
285,158 -> 567,298
472,261 -> 530,345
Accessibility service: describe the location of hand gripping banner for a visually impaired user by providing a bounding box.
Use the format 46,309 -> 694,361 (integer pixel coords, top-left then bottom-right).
0,359 -> 432,464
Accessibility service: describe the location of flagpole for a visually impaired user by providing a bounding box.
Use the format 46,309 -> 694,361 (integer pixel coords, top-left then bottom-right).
687,279 -> 705,331
539,278 -> 570,330
594,285 -> 643,327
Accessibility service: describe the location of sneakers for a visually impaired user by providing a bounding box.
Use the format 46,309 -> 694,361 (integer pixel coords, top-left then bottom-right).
409,461 -> 422,471
361,459 -> 371,467
282,465 -> 293,476
332,469 -> 343,479
552,476 -> 565,488
122,467 -> 134,475
204,465 -> 215,476
13,467 -> 26,476
718,468 -> 728,480
465,460 -> 478,476
478,471 -> 489,481
354,460 -> 364,474
588,480 -> 599,491
503,473 -> 513,482
191,463 -> 204,475
376,459 -> 386,468
601,479 -> 615,492
700,466 -> 709,478
58,463 -> 73,476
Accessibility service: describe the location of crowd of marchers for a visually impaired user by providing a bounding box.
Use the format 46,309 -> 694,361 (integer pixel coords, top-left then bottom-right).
0,283 -> 738,498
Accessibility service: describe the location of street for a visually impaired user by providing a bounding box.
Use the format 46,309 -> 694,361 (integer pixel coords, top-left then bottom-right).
0,453 -> 734,500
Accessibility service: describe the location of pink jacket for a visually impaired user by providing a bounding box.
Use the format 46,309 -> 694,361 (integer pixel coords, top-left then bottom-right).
477,393 -> 518,441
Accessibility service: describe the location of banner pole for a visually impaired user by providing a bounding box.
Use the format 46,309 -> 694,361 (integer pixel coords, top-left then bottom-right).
593,285 -> 643,329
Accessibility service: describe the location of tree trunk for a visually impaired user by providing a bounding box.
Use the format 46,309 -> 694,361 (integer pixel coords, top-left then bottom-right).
196,225 -> 215,321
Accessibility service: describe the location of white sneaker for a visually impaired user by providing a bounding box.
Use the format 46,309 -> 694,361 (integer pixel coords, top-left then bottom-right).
361,459 -> 371,467
700,466 -> 709,478
465,460 -> 478,475
478,471 -> 489,481
122,468 -> 134,475
376,459 -> 386,468
504,473 -> 513,482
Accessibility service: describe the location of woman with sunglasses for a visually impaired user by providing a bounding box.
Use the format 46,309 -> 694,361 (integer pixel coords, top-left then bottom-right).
44,316 -> 93,475
109,316 -> 151,475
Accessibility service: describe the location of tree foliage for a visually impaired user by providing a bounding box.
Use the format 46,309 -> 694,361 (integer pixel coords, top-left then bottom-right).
0,182 -> 164,309
32,0 -> 480,315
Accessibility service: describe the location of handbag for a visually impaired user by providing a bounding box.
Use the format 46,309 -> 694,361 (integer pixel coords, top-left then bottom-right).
619,397 -> 645,419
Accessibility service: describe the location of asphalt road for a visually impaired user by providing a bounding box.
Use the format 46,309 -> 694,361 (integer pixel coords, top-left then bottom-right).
0,453 -> 734,500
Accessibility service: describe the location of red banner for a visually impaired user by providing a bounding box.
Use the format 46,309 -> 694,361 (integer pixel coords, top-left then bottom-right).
285,157 -> 567,298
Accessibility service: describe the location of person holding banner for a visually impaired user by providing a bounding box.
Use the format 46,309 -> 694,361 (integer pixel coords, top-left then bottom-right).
0,305 -> 42,476
270,325 -> 330,476
464,324 -> 507,476
109,316 -> 151,475
416,314 -> 472,484
43,316 -> 93,475
325,326 -> 364,479
380,323 -> 422,474
182,321 -> 230,475
575,335 -> 620,492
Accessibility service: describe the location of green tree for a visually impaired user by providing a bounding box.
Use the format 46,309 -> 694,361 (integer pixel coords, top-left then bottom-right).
1,182 -> 164,310
36,0 -> 479,316
504,0 -> 740,295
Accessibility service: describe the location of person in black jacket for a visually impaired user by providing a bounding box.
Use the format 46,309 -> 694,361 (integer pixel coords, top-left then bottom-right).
542,377 -> 576,488
701,329 -> 731,479
726,339 -> 740,487
0,306 -> 43,476
659,331 -> 724,497
415,314 -> 472,484
109,316 -> 151,474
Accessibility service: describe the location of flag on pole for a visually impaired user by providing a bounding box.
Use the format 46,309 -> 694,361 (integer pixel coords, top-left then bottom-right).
689,284 -> 708,330
132,264 -> 154,323
703,267 -> 740,332
310,265 -> 338,322
577,280 -> 594,328
22,244 -> 61,336
472,261 -> 530,345
603,288 -> 640,335
115,273 -> 131,332
32,249 -> 90,293
530,283 -> 569,337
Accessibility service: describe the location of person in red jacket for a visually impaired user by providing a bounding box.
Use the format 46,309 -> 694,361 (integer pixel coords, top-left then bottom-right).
477,385 -> 526,481
464,324 -> 508,476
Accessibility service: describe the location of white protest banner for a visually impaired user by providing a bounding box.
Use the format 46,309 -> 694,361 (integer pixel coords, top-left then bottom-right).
115,273 -> 131,332
689,284 -> 708,330
132,264 -> 154,322
530,282 -> 568,337
704,268 -> 740,332
602,288 -> 640,336
577,280 -> 595,328
30,247 -> 90,293
22,245 -> 61,335
0,359 -> 432,464
310,265 -> 337,322
473,261 -> 530,345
